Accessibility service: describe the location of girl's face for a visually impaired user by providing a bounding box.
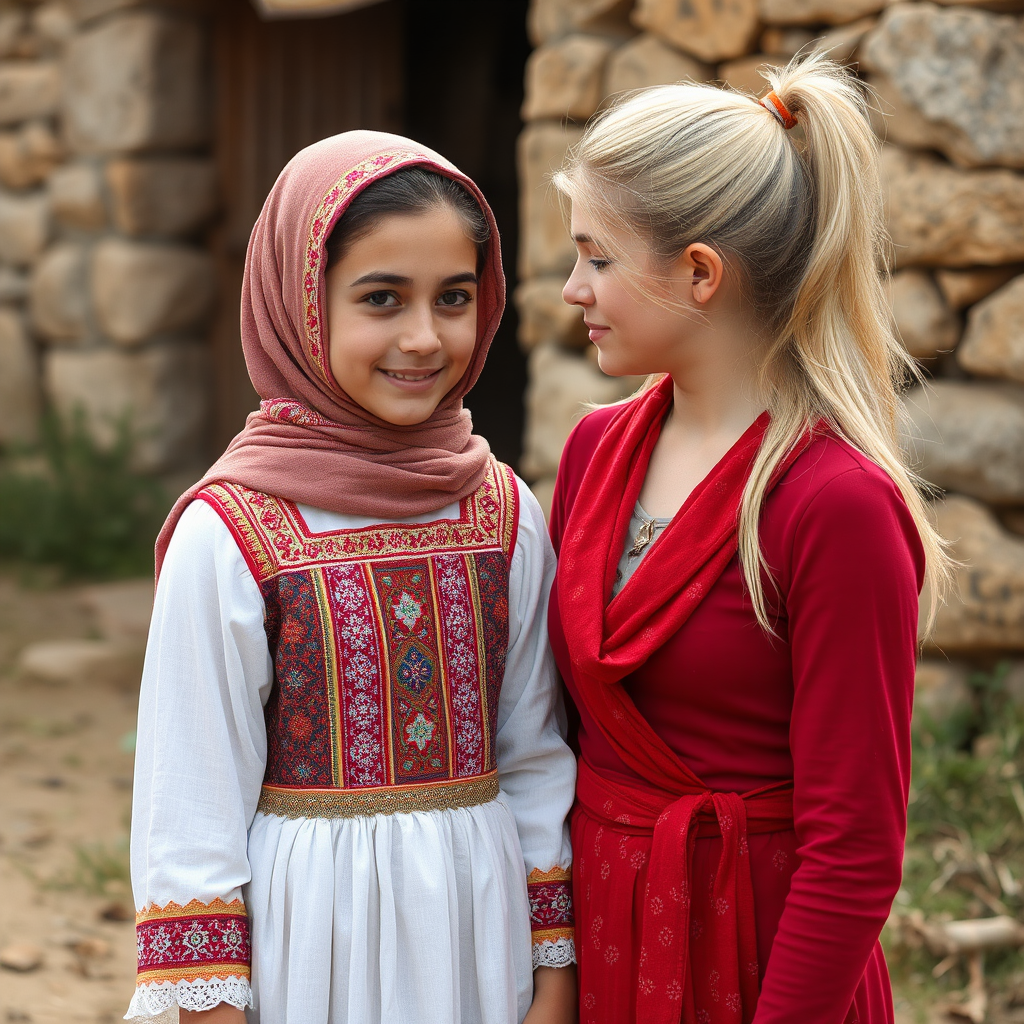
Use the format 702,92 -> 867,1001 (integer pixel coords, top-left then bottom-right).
325,205 -> 479,426
562,205 -> 721,379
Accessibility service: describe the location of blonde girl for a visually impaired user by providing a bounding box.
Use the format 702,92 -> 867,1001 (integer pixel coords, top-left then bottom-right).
547,56 -> 945,1024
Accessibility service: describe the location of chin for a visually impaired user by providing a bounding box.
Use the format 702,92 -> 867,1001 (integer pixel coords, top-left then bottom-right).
375,402 -> 437,427
594,352 -> 635,378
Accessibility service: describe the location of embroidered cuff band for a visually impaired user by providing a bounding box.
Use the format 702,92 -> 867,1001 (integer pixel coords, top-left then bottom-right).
136,898 -> 251,987
528,866 -> 575,947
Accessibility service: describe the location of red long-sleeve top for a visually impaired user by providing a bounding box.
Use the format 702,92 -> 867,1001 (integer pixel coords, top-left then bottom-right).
548,406 -> 925,1023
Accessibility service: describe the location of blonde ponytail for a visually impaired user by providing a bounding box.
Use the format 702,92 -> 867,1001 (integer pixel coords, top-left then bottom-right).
554,53 -> 950,631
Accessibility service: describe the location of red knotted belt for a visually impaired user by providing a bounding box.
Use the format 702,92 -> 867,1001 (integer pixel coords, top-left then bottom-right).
576,758 -> 794,1024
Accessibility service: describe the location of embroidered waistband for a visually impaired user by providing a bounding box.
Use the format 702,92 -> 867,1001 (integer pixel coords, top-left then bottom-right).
257,771 -> 500,820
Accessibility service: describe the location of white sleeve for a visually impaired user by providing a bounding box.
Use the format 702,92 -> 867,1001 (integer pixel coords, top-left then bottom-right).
496,476 -> 577,968
127,500 -> 272,1019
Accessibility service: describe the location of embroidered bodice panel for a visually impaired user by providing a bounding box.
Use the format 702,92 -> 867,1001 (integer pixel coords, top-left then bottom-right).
198,460 -> 519,796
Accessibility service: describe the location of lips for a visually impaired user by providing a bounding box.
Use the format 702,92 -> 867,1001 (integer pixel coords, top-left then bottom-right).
378,367 -> 445,393
380,369 -> 441,381
584,320 -> 610,342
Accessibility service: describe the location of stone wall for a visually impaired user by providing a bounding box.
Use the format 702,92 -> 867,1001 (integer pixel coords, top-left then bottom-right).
0,0 -> 1020,672
0,0 -> 214,473
518,0 -> 1024,671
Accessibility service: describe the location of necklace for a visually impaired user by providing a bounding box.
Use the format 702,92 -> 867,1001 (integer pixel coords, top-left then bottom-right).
627,510 -> 662,560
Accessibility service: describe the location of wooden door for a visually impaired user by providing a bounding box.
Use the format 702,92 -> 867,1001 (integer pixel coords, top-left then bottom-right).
210,0 -> 404,448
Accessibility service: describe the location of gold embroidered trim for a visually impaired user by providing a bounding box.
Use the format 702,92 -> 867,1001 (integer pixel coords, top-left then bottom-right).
137,965 -> 250,985
200,457 -> 517,583
497,461 -> 517,560
303,150 -> 424,384
257,771 -> 500,820
527,866 -> 572,885
532,926 -> 576,944
136,897 -> 247,925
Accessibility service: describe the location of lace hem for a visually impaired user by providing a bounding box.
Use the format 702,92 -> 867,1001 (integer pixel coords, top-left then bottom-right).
125,976 -> 253,1019
532,936 -> 576,969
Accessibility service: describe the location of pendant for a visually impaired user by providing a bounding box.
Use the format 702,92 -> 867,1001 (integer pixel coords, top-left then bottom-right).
628,517 -> 657,559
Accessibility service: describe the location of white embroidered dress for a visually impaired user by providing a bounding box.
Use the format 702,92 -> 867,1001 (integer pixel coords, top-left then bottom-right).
127,463 -> 575,1024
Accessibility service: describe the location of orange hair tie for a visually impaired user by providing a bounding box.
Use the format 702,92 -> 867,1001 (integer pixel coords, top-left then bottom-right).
760,91 -> 797,130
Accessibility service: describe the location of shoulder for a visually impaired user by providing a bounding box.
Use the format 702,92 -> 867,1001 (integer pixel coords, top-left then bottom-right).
161,498 -> 256,589
502,470 -> 555,572
509,471 -> 546,533
549,403 -> 631,551
562,403 -> 625,469
170,497 -> 238,552
774,434 -> 907,522
764,434 -> 925,585
510,475 -> 557,598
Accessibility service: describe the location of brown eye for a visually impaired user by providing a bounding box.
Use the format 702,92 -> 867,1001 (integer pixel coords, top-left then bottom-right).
438,290 -> 471,307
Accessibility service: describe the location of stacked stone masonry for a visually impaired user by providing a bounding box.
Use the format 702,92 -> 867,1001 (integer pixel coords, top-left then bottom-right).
0,0 -> 214,471
0,0 -> 1020,687
518,0 -> 1024,686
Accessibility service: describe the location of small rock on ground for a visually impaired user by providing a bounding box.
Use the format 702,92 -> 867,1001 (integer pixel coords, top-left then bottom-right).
0,941 -> 44,971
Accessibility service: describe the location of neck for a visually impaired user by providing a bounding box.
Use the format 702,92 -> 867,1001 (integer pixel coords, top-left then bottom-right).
662,317 -> 767,442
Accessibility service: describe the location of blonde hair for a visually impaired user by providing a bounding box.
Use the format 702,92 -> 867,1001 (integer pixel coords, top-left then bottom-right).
553,53 -> 949,631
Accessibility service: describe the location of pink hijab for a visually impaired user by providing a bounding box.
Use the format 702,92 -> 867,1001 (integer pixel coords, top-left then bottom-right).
155,131 -> 505,575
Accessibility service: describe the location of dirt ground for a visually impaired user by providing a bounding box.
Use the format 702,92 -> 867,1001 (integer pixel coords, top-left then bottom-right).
0,570 -> 147,1024
0,567 -> 974,1024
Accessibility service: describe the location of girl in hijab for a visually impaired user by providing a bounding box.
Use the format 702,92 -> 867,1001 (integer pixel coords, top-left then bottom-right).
126,132 -> 576,1024
548,57 -> 949,1024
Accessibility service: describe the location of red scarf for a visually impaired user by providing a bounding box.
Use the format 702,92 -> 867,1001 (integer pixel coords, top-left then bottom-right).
558,375 -> 812,1023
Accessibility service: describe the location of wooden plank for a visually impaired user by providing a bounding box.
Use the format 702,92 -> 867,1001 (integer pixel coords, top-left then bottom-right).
209,0 -> 403,449
253,0 -> 388,16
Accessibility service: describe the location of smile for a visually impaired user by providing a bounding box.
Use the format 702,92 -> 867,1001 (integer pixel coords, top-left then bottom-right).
380,369 -> 441,381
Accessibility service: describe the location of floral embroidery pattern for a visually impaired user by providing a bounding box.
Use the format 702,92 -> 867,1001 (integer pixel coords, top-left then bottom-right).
258,398 -> 335,428
528,867 -> 575,947
372,563 -> 450,780
392,590 -> 425,632
262,572 -> 335,786
399,647 -> 433,693
434,552 -> 486,776
327,562 -> 387,788
136,899 -> 250,986
474,550 -> 510,745
200,461 -> 518,812
405,711 -> 435,751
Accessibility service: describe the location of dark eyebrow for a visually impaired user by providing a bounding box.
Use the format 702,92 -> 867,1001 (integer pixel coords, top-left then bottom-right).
349,272 -> 478,288
350,272 -> 411,287
573,234 -> 593,244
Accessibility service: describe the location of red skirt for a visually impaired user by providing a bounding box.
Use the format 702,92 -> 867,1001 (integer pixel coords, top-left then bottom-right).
571,776 -> 896,1024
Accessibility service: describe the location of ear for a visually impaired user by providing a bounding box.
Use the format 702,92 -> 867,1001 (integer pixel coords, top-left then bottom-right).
677,243 -> 725,306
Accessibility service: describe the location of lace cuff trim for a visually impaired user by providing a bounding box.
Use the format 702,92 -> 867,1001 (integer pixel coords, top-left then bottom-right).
532,936 -> 576,969
125,975 -> 253,1018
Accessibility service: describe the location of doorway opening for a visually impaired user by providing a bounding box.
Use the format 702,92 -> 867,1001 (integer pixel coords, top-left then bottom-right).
211,0 -> 530,466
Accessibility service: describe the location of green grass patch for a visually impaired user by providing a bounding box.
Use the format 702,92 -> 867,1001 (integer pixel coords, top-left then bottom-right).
889,663 -> 1024,1003
0,411 -> 169,580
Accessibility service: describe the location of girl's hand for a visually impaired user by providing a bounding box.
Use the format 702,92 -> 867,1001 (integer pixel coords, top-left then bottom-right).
179,1006 -> 247,1023
523,964 -> 578,1024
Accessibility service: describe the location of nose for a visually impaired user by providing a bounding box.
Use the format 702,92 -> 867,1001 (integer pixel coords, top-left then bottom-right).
399,302 -> 443,355
562,260 -> 593,308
